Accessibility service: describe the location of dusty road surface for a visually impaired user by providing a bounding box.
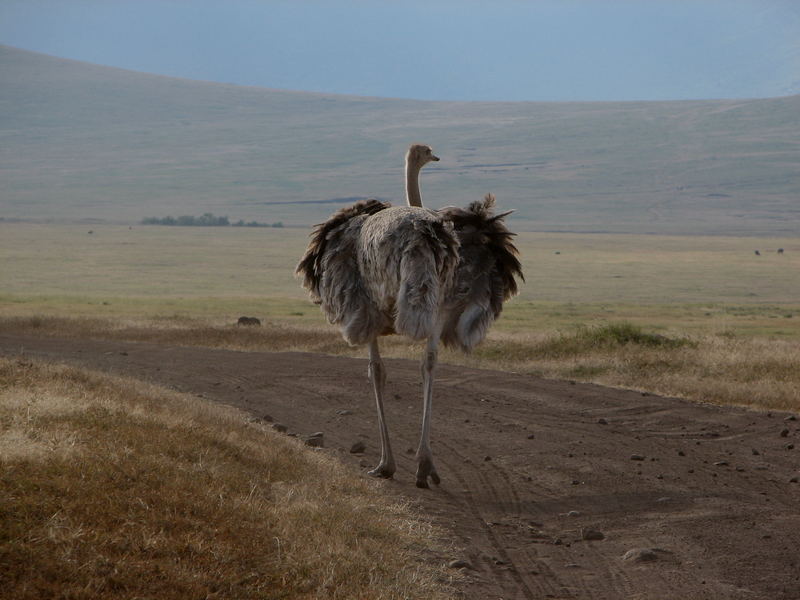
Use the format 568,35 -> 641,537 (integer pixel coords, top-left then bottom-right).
2,333 -> 799,599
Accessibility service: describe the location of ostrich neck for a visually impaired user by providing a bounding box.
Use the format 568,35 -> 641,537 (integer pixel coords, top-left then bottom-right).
405,163 -> 423,207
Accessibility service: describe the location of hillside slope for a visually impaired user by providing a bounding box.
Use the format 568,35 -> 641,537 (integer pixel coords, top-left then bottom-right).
1,45 -> 798,234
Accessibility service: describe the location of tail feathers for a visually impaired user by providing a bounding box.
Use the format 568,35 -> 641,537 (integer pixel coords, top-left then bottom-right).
441,303 -> 492,353
395,252 -> 440,340
395,218 -> 460,340
438,194 -> 524,352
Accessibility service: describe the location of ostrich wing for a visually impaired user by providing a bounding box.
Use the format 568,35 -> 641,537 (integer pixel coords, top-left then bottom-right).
438,194 -> 524,352
296,199 -> 389,300
296,199 -> 392,344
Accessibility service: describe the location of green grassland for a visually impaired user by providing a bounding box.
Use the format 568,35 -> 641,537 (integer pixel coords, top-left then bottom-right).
2,45 -> 799,236
3,222 -> 799,338
3,222 -> 799,412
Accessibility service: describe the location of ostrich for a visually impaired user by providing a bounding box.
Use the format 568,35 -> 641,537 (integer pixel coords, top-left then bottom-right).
296,144 -> 522,488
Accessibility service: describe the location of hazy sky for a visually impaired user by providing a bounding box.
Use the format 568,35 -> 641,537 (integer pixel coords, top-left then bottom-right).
1,0 -> 798,101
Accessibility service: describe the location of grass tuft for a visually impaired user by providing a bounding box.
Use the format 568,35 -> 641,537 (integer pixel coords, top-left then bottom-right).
473,322 -> 693,363
535,322 -> 695,358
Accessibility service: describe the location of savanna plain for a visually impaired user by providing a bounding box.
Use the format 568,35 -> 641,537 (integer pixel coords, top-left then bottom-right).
3,44 -> 800,600
4,222 -> 799,410
2,221 -> 800,599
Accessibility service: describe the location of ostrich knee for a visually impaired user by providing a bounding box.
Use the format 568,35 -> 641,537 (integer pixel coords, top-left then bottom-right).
368,356 -> 386,388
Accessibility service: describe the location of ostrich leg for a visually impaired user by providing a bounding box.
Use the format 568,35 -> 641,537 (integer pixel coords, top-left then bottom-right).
416,332 -> 442,488
367,339 -> 396,478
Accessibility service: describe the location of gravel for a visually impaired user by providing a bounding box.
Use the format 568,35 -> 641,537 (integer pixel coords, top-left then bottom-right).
581,528 -> 605,541
304,432 -> 324,447
622,548 -> 666,563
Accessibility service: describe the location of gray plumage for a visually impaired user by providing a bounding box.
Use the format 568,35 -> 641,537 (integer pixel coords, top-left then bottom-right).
297,195 -> 522,350
296,144 -> 523,488
298,203 -> 460,345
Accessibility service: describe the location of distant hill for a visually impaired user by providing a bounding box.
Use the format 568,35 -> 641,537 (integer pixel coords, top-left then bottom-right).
1,45 -> 798,235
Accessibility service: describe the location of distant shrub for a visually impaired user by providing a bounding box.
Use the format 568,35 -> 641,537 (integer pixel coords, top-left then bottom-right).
231,220 -> 283,228
141,213 -> 281,227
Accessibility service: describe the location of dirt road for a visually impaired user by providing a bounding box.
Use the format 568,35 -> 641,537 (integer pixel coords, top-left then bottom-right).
2,333 -> 798,599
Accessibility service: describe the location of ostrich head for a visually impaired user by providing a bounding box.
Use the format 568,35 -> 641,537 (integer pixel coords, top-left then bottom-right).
404,144 -> 439,207
406,144 -> 440,171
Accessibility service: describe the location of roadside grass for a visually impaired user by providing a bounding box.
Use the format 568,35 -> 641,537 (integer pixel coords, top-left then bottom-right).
3,295 -> 800,342
3,316 -> 799,413
0,357 -> 454,600
473,327 -> 800,412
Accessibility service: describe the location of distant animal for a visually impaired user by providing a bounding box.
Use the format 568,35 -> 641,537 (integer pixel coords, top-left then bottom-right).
87,230 -> 93,235
754,250 -> 761,256
296,144 -> 523,488
778,248 -> 784,254
237,316 -> 261,326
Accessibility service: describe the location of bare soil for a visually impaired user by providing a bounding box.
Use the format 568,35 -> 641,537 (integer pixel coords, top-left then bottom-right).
3,333 -> 799,600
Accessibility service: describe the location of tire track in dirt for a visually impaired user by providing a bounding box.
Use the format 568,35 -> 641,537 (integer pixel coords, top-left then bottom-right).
435,439 -> 542,599
435,436 -> 648,600
2,334 -> 799,600
430,381 -> 656,599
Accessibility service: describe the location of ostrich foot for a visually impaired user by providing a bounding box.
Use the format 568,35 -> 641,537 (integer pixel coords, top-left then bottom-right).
367,463 -> 395,479
415,455 -> 440,489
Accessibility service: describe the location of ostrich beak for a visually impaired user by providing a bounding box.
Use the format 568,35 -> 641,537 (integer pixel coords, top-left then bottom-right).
430,154 -> 440,162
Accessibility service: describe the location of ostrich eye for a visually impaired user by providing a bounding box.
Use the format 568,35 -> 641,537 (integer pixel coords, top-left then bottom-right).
426,148 -> 431,154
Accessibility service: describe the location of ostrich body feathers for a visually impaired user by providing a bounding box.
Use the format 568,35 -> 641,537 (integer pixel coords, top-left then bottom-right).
296,195 -> 522,350
296,201 -> 459,345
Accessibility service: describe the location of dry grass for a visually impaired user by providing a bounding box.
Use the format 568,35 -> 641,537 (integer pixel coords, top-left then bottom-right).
4,316 -> 799,413
0,357 -> 455,600
472,325 -> 800,412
